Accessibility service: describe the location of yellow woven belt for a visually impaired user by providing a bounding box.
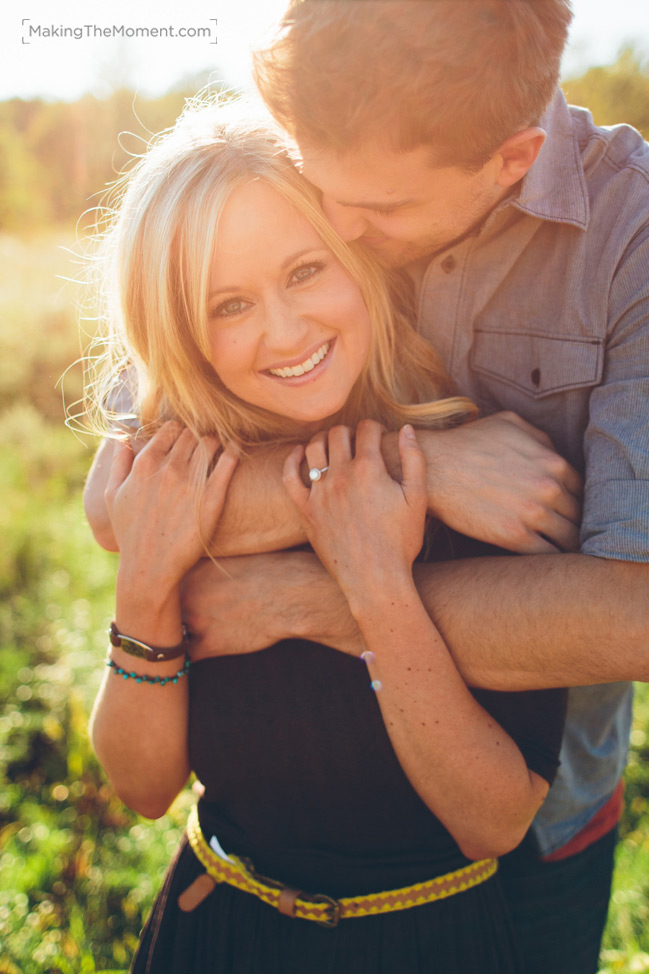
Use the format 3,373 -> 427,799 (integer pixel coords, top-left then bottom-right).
180,804 -> 498,928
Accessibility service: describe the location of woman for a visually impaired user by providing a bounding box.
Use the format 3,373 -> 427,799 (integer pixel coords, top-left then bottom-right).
86,99 -> 567,973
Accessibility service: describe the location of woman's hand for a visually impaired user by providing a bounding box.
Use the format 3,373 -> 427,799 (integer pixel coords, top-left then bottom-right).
106,422 -> 237,581
105,422 -> 238,645
283,419 -> 427,601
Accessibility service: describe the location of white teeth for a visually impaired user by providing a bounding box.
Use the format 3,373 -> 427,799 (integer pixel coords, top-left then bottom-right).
269,342 -> 331,378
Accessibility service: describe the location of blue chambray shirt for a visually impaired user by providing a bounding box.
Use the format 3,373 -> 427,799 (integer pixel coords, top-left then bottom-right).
414,90 -> 649,856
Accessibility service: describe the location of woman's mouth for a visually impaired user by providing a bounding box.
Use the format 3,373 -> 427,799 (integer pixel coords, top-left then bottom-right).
266,341 -> 332,379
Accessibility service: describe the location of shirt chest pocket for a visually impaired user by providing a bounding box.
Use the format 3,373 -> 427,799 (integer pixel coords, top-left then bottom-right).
470,330 -> 604,399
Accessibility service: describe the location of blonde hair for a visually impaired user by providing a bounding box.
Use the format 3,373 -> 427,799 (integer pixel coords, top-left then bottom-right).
85,97 -> 476,451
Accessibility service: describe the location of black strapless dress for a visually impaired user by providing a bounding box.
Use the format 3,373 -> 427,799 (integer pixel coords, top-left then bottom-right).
131,636 -> 567,974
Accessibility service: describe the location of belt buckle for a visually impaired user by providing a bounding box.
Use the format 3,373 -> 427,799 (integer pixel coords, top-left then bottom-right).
310,892 -> 341,929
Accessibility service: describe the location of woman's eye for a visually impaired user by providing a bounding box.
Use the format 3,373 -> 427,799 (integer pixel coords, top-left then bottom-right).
212,298 -> 248,319
289,262 -> 324,285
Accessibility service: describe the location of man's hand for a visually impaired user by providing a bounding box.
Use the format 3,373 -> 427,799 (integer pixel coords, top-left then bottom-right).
413,412 -> 583,554
181,550 -> 362,660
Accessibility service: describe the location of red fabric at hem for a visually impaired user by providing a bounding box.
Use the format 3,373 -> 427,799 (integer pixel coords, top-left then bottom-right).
541,779 -> 624,863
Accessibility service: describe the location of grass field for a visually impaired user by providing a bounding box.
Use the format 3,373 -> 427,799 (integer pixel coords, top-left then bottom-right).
1,230 -> 648,973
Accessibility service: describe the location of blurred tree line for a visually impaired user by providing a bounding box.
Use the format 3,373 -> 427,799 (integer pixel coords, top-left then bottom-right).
0,73 -> 230,233
1,47 -> 649,236
562,46 -> 649,139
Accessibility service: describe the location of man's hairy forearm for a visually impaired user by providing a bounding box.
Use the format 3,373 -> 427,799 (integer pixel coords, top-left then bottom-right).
211,439 -> 402,556
84,436 -> 401,557
86,415 -> 581,556
297,553 -> 649,690
210,415 -> 582,557
211,443 -> 307,555
413,554 -> 649,689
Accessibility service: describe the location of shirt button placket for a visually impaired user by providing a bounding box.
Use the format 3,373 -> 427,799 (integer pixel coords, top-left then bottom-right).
417,248 -> 466,378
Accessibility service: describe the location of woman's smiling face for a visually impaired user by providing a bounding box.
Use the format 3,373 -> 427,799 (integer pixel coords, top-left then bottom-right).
207,180 -> 372,431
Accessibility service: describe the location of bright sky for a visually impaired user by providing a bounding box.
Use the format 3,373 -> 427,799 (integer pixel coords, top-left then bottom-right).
1,0 -> 648,102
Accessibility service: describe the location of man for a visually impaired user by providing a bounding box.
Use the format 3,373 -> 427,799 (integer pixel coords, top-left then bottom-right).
180,2 -> 648,971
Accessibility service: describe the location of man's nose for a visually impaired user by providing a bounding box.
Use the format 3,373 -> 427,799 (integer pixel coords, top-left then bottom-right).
321,195 -> 368,241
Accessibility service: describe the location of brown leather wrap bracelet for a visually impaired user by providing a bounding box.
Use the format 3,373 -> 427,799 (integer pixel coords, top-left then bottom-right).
109,622 -> 189,663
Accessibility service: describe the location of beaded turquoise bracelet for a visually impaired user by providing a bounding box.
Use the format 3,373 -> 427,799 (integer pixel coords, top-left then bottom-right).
106,654 -> 190,685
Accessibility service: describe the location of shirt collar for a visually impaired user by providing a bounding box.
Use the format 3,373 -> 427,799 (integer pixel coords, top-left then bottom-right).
505,89 -> 590,230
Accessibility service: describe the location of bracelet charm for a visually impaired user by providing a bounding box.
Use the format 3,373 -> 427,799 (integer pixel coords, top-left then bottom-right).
109,621 -> 188,662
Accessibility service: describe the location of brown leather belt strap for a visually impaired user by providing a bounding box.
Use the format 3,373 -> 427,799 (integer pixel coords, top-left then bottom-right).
277,886 -> 301,917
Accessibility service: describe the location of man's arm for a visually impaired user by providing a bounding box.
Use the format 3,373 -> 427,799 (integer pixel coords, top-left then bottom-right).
182,550 -> 649,689
182,550 -> 361,660
414,554 -> 649,689
85,413 -> 581,555
84,438 -> 307,554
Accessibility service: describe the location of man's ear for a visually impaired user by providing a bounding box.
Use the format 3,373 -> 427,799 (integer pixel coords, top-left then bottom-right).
494,127 -> 546,189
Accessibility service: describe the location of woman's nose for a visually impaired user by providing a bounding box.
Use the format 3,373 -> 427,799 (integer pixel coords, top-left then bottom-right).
263,297 -> 310,351
321,195 -> 368,241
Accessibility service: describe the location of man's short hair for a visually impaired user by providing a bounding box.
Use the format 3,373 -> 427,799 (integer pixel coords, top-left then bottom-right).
254,0 -> 573,170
